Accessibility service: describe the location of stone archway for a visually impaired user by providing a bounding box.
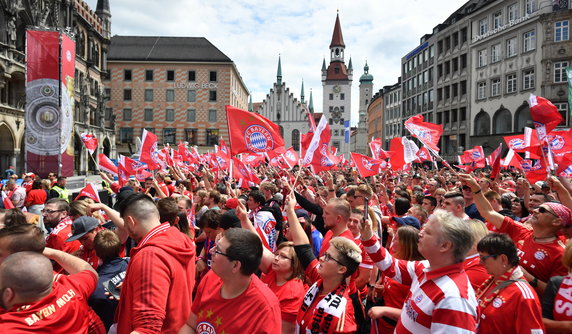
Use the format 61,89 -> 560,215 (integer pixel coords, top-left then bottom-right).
0,123 -> 16,176
103,137 -> 111,157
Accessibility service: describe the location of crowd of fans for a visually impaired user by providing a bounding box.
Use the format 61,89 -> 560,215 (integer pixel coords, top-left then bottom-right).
1,164 -> 572,333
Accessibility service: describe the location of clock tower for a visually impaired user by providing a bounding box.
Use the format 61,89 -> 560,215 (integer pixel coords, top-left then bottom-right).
322,12 -> 352,157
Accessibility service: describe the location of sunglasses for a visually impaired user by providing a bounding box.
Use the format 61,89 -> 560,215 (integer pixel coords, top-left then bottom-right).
538,206 -> 558,218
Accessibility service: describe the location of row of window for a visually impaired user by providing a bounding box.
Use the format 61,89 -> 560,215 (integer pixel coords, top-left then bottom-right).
436,82 -> 467,101
436,107 -> 468,124
476,68 -> 535,100
437,54 -> 468,78
478,1 -> 537,37
436,28 -> 469,55
123,69 -> 217,82
122,89 -> 217,102
404,68 -> 434,93
328,93 -> 345,100
477,30 -> 536,67
122,108 -> 218,123
403,45 -> 435,74
119,127 -> 219,146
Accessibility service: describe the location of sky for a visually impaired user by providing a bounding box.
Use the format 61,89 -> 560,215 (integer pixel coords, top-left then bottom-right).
86,0 -> 467,125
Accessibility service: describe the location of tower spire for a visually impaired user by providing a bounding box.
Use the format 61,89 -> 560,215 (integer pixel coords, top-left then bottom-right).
329,12 -> 345,48
276,54 -> 282,85
308,89 -> 314,114
301,80 -> 305,104
248,94 -> 253,112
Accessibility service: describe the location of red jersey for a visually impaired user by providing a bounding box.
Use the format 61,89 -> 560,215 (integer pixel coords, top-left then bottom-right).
116,223 -> 195,334
376,276 -> 410,334
46,217 -> 81,255
320,228 -> 354,256
477,279 -> 544,333
192,270 -> 281,333
24,189 -> 47,206
553,273 -> 572,321
76,246 -> 101,270
463,254 -> 490,291
498,216 -> 567,282
261,268 -> 306,323
0,270 -> 97,333
363,234 -> 478,333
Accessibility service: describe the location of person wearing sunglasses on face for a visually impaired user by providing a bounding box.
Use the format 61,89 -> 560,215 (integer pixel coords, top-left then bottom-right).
459,173 -> 569,297
475,233 -> 544,333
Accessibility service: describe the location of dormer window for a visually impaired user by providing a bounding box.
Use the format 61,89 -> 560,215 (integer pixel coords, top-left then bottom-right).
335,48 -> 340,56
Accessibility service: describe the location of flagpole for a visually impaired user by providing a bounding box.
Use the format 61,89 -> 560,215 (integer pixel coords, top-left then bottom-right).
89,153 -> 100,173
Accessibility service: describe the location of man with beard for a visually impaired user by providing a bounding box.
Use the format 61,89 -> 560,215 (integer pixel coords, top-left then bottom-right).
44,198 -> 81,256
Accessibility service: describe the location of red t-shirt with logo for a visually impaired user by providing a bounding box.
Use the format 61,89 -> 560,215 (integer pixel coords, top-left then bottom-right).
0,270 -> 97,333
192,270 -> 281,333
498,216 -> 567,282
464,254 -> 490,291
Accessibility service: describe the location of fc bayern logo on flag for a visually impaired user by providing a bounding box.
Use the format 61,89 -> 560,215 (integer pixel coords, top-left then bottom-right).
471,151 -> 481,159
362,157 -> 374,171
509,138 -> 526,150
548,135 -> 565,150
244,125 -> 275,152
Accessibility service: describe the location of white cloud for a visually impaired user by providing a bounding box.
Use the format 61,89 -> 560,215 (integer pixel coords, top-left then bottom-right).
87,0 -> 466,125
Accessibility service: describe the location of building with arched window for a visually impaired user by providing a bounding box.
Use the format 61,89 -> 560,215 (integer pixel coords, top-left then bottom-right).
256,56 -> 310,153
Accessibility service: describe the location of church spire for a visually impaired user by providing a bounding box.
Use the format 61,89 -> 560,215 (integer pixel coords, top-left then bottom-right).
348,57 -> 353,71
301,80 -> 305,104
276,55 -> 282,85
308,89 -> 314,114
248,94 -> 253,112
329,12 -> 345,48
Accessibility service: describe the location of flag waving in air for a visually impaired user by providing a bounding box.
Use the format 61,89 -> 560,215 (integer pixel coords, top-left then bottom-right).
80,133 -> 98,155
75,183 -> 101,202
97,154 -> 118,176
226,105 -> 285,155
139,129 -> 160,170
404,115 -> 443,154
529,94 -> 563,140
350,152 -> 380,178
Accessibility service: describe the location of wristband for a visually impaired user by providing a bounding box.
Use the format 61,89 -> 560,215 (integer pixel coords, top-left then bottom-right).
529,277 -> 538,287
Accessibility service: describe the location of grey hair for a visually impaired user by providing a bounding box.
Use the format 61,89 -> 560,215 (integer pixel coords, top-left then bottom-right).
431,209 -> 474,263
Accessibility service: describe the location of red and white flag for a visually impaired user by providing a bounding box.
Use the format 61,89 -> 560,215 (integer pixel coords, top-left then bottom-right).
75,183 -> 101,202
389,137 -> 419,171
232,157 -> 260,185
369,138 -> 389,160
488,144 -> 503,179
501,149 -> 523,169
416,147 -> 433,162
226,105 -> 285,155
97,154 -> 118,176
80,133 -> 98,155
301,115 -> 335,169
557,152 -> 572,177
459,146 -> 485,165
241,153 -> 265,167
282,147 -> 300,168
2,191 -> 14,209
520,159 -> 548,184
529,94 -> 563,140
119,155 -> 147,176
350,152 -> 380,178
139,129 -> 160,170
404,115 -> 443,154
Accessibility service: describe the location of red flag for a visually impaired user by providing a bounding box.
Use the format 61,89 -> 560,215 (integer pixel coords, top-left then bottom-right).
520,159 -> 548,184
135,169 -> 153,182
459,146 -> 485,164
120,155 -> 147,176
80,133 -> 98,155
75,183 -> 101,202
226,105 -> 285,155
546,130 -> 572,156
350,152 -> 380,178
404,115 -> 443,153
218,138 -> 231,159
139,129 -> 160,170
97,154 -> 118,176
117,162 -> 129,187
2,191 -> 14,209
282,147 -> 300,168
241,153 -> 265,167
389,137 -> 419,171
300,132 -> 313,159
416,147 -> 433,162
231,157 -> 261,185
369,138 -> 389,160
502,149 -> 523,169
557,152 -> 572,177
266,150 -> 288,169
301,115 -> 340,172
488,144 -> 503,179
529,94 -> 563,139
504,132 -> 541,159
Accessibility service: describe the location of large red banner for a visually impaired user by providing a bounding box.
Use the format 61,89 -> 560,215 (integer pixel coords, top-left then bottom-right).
25,30 -> 75,177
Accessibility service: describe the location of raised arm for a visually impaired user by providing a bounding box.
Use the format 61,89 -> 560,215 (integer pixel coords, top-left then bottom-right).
458,173 -> 505,228
235,199 -> 274,273
43,247 -> 97,276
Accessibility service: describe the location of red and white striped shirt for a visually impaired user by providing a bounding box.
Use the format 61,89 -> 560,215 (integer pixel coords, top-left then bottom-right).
362,235 -> 478,333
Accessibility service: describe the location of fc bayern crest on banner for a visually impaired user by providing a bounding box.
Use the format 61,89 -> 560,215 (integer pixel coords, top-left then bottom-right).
150,142 -> 160,163
471,151 -> 482,159
320,156 -> 334,166
362,157 -> 374,171
244,125 -> 275,152
407,125 -> 433,143
285,151 -> 295,160
509,138 -> 526,150
547,135 -> 565,150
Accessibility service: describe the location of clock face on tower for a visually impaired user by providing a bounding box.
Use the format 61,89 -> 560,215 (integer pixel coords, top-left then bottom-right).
333,85 -> 341,93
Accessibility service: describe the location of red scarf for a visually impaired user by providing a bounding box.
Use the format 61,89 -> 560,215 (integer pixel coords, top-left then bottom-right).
476,266 -> 524,317
553,272 -> 572,321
